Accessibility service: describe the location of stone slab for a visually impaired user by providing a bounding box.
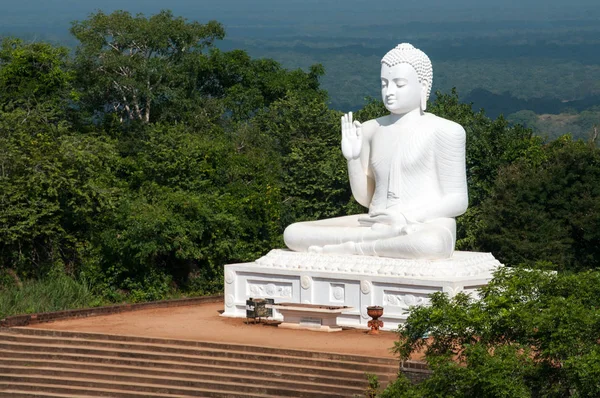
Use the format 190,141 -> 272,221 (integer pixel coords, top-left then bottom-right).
269,303 -> 352,332
222,249 -> 502,331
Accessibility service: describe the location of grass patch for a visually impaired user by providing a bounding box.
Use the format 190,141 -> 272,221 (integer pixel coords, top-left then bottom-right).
0,273 -> 223,320
0,274 -> 103,319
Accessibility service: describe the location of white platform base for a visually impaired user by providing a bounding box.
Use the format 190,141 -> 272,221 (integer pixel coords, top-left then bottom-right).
222,249 -> 502,331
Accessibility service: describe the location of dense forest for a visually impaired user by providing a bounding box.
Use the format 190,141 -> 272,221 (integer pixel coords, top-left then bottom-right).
1,10 -> 599,397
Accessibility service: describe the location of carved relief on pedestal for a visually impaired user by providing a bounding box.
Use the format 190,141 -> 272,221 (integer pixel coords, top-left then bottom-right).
301,275 -> 312,290
360,280 -> 372,295
330,283 -> 345,302
247,281 -> 292,298
443,285 -> 463,298
225,270 -> 235,284
383,291 -> 430,310
225,294 -> 235,308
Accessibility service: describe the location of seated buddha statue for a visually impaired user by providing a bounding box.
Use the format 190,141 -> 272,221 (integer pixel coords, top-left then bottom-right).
283,43 -> 468,260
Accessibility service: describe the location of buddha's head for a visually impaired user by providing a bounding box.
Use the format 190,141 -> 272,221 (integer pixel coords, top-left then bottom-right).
380,43 -> 433,114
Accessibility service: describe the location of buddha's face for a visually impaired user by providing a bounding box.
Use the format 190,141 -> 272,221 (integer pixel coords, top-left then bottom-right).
381,63 -> 424,114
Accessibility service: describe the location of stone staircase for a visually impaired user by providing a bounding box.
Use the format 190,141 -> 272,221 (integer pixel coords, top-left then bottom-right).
0,327 -> 398,397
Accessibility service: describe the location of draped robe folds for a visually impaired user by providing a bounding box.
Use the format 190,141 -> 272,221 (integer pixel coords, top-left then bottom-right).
369,122 -> 437,222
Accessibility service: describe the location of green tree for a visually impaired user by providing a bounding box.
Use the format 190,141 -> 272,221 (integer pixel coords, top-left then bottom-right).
0,38 -> 120,279
253,92 -> 360,228
186,48 -> 326,122
0,38 -> 72,111
384,267 -> 600,398
0,106 -> 120,278
474,136 -> 600,270
93,119 -> 283,296
70,10 -> 224,124
64,9 -> 336,297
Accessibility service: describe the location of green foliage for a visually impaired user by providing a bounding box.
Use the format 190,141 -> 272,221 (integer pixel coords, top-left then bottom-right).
383,268 -> 600,397
0,37 -> 72,109
58,9 -> 333,299
0,268 -> 21,290
96,186 -> 236,290
86,117 -> 283,294
70,10 -> 225,124
254,92 -> 360,227
0,272 -> 101,319
378,374 -> 421,398
365,373 -> 381,398
564,347 -> 600,398
189,48 -> 326,122
0,105 -> 120,278
474,136 -> 600,270
0,38 -> 116,284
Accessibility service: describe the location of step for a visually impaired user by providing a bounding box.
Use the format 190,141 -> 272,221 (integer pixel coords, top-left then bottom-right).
0,341 -> 394,380
0,365 -> 365,396
0,381 -> 268,397
0,349 -> 394,383
2,328 -> 398,366
0,338 -> 397,379
0,375 -> 350,398
0,327 -> 399,397
0,357 -> 374,387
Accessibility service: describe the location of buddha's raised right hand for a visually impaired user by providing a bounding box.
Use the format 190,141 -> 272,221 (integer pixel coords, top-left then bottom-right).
341,112 -> 362,160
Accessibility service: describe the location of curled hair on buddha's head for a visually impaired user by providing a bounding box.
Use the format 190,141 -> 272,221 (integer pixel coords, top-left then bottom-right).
381,43 -> 433,101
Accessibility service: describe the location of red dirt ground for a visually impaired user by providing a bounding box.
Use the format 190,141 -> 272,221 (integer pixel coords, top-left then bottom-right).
27,301 -> 406,359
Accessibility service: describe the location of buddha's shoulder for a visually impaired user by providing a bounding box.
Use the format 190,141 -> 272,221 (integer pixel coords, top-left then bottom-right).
362,117 -> 384,128
359,117 -> 385,136
362,114 -> 403,129
423,113 -> 466,136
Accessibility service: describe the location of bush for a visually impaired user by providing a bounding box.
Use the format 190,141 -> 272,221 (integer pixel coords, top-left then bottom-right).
383,268 -> 600,398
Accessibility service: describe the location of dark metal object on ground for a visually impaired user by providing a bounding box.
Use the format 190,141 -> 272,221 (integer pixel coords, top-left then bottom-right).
245,298 -> 274,324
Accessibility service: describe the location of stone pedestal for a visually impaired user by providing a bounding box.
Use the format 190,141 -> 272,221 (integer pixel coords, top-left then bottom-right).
222,249 -> 502,331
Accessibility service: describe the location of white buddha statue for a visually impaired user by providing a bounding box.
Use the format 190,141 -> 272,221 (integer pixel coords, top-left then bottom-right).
283,43 -> 468,260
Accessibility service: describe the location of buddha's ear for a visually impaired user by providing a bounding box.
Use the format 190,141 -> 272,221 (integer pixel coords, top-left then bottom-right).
420,80 -> 428,112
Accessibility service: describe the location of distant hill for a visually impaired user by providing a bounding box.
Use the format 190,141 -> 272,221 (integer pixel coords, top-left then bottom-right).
465,89 -> 600,119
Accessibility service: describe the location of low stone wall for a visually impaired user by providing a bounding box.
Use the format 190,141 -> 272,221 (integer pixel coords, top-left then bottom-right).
401,360 -> 432,384
0,294 -> 223,327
